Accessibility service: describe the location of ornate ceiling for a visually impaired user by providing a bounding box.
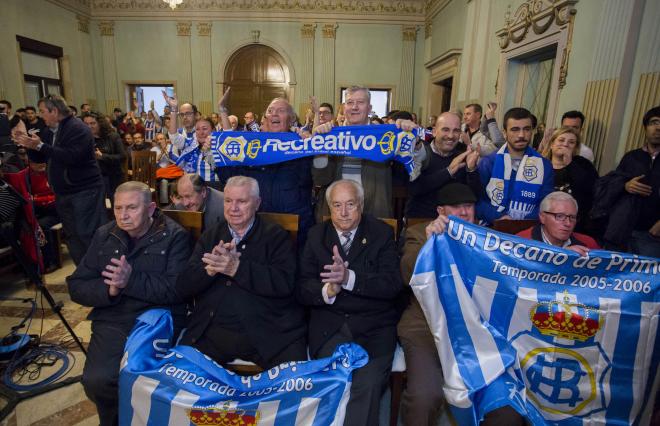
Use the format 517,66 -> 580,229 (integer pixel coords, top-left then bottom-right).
48,0 -> 449,23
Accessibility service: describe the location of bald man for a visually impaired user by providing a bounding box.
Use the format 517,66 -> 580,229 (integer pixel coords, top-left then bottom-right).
406,112 -> 482,219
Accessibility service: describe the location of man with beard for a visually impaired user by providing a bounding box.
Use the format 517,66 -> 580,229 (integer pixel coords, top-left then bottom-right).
477,107 -> 553,224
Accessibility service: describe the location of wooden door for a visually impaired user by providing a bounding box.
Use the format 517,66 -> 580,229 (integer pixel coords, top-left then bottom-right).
224,44 -> 289,122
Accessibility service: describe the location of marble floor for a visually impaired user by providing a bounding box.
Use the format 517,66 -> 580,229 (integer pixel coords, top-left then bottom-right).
0,252 -> 98,426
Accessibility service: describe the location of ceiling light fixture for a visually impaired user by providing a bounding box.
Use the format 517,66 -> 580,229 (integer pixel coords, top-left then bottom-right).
163,0 -> 183,10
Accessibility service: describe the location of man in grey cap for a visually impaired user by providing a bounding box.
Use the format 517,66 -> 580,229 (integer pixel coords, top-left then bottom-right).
397,182 -> 524,425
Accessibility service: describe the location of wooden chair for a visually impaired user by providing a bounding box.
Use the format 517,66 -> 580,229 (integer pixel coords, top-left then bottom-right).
258,212 -> 299,248
405,217 -> 434,227
492,218 -> 538,236
161,209 -> 203,241
131,150 -> 157,189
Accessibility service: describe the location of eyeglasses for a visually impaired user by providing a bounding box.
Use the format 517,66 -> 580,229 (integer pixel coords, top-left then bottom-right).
330,201 -> 359,212
543,211 -> 577,222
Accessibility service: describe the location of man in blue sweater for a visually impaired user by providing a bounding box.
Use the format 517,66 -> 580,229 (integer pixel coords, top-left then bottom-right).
477,107 -> 553,224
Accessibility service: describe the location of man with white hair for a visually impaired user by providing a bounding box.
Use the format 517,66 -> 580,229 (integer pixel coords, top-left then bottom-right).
298,179 -> 403,425
178,176 -> 307,369
517,191 -> 599,255
68,181 -> 191,425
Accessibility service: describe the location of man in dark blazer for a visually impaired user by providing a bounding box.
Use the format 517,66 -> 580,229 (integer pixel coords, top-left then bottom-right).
176,173 -> 224,231
177,175 -> 306,369
297,179 -> 403,426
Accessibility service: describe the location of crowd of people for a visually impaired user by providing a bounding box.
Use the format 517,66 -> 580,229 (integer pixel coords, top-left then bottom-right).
0,89 -> 658,425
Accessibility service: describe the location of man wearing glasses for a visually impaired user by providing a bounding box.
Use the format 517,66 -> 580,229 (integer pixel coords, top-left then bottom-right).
297,179 -> 403,425
241,111 -> 260,132
517,191 -> 599,255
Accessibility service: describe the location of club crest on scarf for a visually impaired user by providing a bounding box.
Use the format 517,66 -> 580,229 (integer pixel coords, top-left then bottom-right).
522,158 -> 539,182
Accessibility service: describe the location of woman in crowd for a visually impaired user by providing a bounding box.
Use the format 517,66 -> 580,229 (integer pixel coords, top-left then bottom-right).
83,112 -> 126,204
542,126 -> 598,232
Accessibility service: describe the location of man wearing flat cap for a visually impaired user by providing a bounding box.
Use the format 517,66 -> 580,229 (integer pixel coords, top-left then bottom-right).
397,182 -> 525,425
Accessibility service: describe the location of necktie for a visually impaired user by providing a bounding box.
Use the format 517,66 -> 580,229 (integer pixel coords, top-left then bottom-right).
341,231 -> 352,254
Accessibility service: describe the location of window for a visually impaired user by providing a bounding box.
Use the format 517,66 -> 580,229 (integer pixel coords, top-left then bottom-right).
126,84 -> 174,114
340,87 -> 392,118
17,36 -> 63,106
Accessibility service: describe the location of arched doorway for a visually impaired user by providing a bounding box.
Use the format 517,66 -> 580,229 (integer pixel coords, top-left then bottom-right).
223,44 -> 290,124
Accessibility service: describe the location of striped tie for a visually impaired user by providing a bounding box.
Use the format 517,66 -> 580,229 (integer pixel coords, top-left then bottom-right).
341,231 -> 352,255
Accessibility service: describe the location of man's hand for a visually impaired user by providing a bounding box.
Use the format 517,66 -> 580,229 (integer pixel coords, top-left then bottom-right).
566,245 -> 590,257
425,214 -> 450,239
466,143 -> 480,171
649,220 -> 660,237
320,245 -> 349,286
485,102 -> 497,120
202,240 -> 241,277
199,135 -> 211,152
310,96 -> 319,114
625,175 -> 652,196
13,132 -> 42,150
102,255 -> 132,295
313,122 -> 333,135
95,148 -> 103,159
395,119 -> 418,132
217,87 -> 231,112
162,91 -> 178,109
460,131 -> 471,147
447,151 -> 469,176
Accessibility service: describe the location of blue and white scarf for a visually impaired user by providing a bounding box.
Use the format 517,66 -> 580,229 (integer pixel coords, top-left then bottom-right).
144,119 -> 156,142
485,145 -> 546,220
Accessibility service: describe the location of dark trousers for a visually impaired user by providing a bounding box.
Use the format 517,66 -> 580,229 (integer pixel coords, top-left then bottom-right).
35,205 -> 60,270
316,323 -> 396,426
182,326 -> 307,370
397,298 -> 445,425
83,318 -> 183,426
82,320 -> 134,426
55,186 -> 107,265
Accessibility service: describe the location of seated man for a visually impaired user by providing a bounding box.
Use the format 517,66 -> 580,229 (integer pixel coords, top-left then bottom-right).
176,173 -> 224,231
517,191 -> 600,255
400,182 -> 525,426
67,181 -> 191,425
406,112 -> 481,218
177,176 -> 307,369
477,107 -> 554,224
297,179 -> 403,426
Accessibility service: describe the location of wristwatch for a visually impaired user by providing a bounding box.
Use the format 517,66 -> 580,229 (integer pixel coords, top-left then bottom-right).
36,142 -> 44,151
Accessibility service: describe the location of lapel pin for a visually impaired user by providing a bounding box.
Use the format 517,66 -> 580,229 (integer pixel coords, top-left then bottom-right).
362,238 -> 367,244
242,244 -> 246,249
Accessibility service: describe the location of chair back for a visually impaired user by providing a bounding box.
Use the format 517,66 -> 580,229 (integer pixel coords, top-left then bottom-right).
131,150 -> 157,188
406,217 -> 434,227
492,219 -> 538,236
258,212 -> 299,247
162,209 -> 203,241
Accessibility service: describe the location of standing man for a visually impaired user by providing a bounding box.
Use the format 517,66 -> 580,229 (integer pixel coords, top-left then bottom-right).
298,179 -> 403,425
13,95 -> 107,264
406,112 -> 481,218
477,107 -> 554,224
68,181 -> 191,425
595,106 -> 660,256
561,110 -> 595,162
241,111 -> 260,131
463,103 -> 497,155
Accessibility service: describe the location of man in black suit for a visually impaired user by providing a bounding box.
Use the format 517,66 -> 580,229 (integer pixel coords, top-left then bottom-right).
297,179 -> 403,426
177,175 -> 307,369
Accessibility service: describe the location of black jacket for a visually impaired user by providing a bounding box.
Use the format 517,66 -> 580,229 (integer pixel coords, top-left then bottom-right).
592,148 -> 659,248
29,114 -> 103,195
297,215 -> 404,357
95,132 -> 126,177
177,216 -> 306,365
552,155 -> 599,233
67,211 -> 191,323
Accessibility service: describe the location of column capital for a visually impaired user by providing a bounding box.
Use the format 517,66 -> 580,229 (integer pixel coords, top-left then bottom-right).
176,21 -> 192,37
424,19 -> 432,39
76,14 -> 89,34
402,26 -> 418,42
98,21 -> 114,37
301,23 -> 317,39
197,22 -> 212,36
322,23 -> 338,39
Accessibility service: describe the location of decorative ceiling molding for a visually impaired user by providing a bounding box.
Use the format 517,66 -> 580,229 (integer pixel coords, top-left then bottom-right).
496,0 -> 578,50
47,0 -> 457,24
